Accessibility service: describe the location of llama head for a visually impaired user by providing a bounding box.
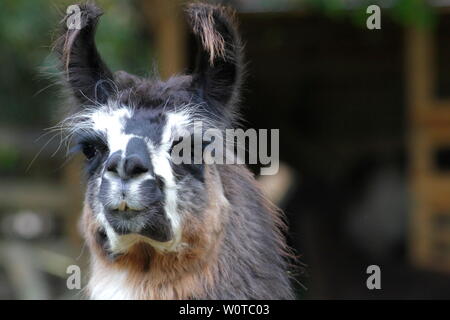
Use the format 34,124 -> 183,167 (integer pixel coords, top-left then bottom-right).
55,3 -> 243,255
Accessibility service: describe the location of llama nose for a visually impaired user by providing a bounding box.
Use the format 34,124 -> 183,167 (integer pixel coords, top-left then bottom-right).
105,153 -> 149,179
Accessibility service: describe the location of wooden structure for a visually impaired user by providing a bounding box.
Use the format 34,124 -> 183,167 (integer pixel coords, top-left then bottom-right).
407,26 -> 450,272
140,0 -> 187,79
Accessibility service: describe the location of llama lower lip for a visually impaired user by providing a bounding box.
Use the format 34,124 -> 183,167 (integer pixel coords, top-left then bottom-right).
139,219 -> 173,242
108,208 -> 145,219
103,207 -> 173,242
104,208 -> 148,235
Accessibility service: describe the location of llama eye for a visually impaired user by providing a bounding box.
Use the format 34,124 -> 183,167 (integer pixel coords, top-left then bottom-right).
82,143 -> 97,160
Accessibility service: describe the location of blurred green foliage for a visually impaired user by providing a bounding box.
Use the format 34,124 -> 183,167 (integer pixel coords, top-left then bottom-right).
390,0 -> 436,28
0,0 -> 151,128
0,145 -> 19,170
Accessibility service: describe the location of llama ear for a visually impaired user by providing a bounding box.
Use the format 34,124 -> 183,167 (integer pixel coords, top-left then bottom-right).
186,4 -> 243,111
55,4 -> 115,106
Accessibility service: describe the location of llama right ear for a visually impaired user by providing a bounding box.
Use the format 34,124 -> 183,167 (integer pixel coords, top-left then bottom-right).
186,4 -> 243,113
55,4 -> 115,106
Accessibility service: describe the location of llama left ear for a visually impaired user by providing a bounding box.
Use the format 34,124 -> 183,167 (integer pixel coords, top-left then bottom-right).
55,4 -> 115,106
186,3 -> 243,114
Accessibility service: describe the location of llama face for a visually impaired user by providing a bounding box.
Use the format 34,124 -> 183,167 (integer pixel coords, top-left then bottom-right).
56,3 -> 242,255
73,100 -> 211,253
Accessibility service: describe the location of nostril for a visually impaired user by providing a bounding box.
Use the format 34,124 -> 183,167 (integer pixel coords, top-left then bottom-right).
105,152 -> 121,174
107,162 -> 118,174
125,155 -> 149,177
131,163 -> 148,176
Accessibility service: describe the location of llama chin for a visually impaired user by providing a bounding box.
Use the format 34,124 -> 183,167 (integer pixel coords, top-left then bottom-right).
54,2 -> 295,300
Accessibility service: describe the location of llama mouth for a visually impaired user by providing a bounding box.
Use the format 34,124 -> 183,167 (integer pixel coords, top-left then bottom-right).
104,206 -> 173,242
105,207 -> 148,224
110,200 -> 144,213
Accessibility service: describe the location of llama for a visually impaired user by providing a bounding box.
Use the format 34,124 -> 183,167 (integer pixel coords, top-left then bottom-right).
54,2 -> 294,299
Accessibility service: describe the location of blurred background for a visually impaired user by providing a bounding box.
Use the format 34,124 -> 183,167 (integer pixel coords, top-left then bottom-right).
1,0 -> 450,299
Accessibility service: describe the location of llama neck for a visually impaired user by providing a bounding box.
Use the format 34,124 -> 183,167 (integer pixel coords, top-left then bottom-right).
88,240 -> 223,299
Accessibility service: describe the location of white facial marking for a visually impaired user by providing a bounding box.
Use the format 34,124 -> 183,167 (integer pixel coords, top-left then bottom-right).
149,111 -> 192,251
91,106 -> 133,154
